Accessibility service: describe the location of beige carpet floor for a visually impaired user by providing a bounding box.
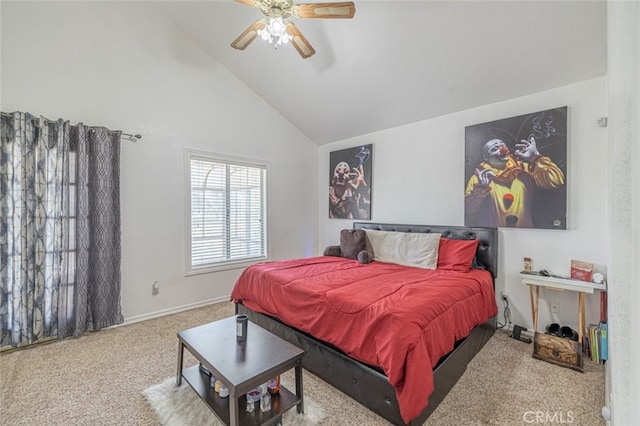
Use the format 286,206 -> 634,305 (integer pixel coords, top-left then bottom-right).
1,301 -> 605,425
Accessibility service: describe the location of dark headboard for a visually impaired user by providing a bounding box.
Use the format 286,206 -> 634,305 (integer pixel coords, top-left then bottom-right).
353,222 -> 499,279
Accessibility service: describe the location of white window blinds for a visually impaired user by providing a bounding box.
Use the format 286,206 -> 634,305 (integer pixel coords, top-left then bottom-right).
187,154 -> 267,272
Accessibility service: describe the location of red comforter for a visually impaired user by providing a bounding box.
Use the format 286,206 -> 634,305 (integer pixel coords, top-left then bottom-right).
230,256 -> 498,423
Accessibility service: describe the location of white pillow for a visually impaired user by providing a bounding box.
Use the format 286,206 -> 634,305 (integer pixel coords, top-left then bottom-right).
364,229 -> 441,269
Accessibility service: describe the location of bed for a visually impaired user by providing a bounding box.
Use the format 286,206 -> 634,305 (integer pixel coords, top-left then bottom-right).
231,222 -> 498,425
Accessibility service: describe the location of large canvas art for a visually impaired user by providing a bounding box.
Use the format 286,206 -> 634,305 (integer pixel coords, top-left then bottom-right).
464,107 -> 567,229
329,144 -> 372,219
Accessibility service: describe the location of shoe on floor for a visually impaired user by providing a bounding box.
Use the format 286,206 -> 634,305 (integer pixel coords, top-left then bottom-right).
560,326 -> 578,341
545,323 -> 560,336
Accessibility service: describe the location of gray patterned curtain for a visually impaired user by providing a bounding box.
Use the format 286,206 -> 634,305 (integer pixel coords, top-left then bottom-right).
59,124 -> 123,337
0,112 -> 123,348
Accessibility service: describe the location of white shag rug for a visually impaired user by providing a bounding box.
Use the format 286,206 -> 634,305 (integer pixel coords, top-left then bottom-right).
143,376 -> 326,426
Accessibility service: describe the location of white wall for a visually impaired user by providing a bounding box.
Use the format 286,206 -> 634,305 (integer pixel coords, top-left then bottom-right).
1,1 -> 319,321
319,77 -> 607,332
606,1 -> 640,424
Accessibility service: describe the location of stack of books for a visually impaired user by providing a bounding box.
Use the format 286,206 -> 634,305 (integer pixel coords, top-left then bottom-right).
584,292 -> 608,364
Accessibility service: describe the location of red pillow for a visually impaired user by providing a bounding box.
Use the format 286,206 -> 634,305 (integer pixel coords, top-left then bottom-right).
437,238 -> 479,272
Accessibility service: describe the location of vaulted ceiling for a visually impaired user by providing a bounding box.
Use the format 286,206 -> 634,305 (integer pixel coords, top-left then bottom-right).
154,1 -> 607,145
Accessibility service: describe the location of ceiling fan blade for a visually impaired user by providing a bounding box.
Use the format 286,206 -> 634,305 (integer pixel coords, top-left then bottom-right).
233,0 -> 260,7
231,20 -> 266,51
292,2 -> 355,19
285,22 -> 316,59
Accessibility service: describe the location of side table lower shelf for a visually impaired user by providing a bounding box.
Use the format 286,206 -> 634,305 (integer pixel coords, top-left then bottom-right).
182,365 -> 301,426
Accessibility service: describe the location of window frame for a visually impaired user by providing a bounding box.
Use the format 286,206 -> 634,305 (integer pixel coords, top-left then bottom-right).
184,149 -> 268,276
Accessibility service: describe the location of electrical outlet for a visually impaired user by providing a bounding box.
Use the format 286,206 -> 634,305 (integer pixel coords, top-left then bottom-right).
501,291 -> 508,301
152,281 -> 160,296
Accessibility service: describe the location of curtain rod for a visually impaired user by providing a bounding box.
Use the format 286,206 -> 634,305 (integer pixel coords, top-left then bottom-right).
1,111 -> 142,141
90,128 -> 142,141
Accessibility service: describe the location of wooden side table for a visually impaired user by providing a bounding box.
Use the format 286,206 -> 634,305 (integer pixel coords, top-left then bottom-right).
521,272 -> 606,372
177,316 -> 306,426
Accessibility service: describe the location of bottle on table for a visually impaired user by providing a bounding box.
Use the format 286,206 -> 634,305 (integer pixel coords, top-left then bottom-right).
260,387 -> 271,412
267,375 -> 280,395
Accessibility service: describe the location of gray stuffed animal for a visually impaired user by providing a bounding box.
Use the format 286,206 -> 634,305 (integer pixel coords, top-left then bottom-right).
323,229 -> 374,264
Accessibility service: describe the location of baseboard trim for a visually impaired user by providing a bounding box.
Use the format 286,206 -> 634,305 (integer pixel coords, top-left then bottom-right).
116,296 -> 231,327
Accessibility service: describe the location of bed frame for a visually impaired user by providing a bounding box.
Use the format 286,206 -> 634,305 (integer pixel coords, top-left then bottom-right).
236,222 -> 498,425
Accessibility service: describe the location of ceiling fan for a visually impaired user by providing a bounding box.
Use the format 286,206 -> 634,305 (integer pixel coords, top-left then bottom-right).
231,0 -> 356,59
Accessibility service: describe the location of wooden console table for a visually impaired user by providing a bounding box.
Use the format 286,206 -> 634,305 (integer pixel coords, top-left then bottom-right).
521,272 -> 606,340
521,272 -> 606,372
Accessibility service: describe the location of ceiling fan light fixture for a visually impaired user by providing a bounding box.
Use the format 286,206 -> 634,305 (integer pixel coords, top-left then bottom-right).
231,0 -> 355,58
257,17 -> 292,47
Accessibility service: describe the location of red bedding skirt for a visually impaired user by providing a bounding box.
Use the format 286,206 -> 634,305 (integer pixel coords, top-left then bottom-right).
231,256 -> 498,423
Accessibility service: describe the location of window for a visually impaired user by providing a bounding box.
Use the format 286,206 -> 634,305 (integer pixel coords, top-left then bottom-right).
185,151 -> 267,274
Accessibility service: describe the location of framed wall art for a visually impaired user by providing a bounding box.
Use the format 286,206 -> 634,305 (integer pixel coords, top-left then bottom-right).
464,107 -> 567,229
328,144 -> 372,219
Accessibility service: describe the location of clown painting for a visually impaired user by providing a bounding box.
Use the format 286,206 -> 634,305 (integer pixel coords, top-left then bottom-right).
464,107 -> 567,229
329,144 -> 372,219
